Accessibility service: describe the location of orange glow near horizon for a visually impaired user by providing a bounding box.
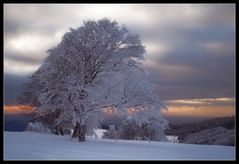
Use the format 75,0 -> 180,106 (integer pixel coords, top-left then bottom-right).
127,108 -> 141,114
161,97 -> 235,118
102,107 -> 118,115
4,105 -> 35,115
161,106 -> 235,118
166,97 -> 235,106
4,97 -> 235,119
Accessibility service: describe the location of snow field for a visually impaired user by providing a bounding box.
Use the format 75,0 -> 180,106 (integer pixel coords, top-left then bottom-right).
4,131 -> 235,160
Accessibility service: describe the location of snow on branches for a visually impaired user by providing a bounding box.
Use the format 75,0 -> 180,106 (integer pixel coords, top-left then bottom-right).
17,18 -> 167,141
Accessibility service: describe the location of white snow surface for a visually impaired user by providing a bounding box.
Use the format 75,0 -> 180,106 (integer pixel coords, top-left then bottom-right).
89,129 -> 107,138
166,136 -> 179,143
4,131 -> 235,160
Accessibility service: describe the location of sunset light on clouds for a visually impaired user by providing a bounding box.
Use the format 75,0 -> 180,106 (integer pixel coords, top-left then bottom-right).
162,106 -> 234,118
163,98 -> 235,118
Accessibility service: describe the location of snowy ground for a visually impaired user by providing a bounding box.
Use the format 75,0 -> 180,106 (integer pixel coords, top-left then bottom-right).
166,135 -> 179,143
4,131 -> 235,160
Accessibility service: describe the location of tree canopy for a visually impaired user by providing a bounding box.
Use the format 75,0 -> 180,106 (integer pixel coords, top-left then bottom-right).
18,18 -> 167,142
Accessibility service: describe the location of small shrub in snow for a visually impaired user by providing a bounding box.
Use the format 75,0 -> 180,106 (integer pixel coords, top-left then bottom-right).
103,125 -> 118,140
116,116 -> 168,141
26,122 -> 51,133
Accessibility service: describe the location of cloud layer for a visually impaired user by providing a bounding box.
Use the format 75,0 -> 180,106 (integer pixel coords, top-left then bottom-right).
4,4 -> 235,101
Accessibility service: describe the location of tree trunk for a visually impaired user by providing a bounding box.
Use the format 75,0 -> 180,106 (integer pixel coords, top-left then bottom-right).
59,128 -> 64,136
55,125 -> 64,135
71,122 -> 79,139
71,122 -> 86,142
77,125 -> 86,142
54,126 -> 59,135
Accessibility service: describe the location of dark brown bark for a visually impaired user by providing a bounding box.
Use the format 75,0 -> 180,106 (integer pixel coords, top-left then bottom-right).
59,128 -> 64,136
71,122 -> 79,139
55,126 -> 59,135
78,125 -> 86,142
69,92 -> 87,142
71,122 -> 86,142
55,125 -> 64,136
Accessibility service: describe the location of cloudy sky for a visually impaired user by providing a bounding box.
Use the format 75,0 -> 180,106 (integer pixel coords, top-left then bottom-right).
4,4 -> 235,122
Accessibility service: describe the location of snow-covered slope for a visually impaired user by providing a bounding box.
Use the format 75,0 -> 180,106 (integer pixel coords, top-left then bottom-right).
183,127 -> 234,146
4,131 -> 235,160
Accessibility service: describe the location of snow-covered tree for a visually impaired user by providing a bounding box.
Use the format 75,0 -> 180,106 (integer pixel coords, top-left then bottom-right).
130,106 -> 169,142
18,18 -> 167,142
118,117 -> 139,140
118,114 -> 168,141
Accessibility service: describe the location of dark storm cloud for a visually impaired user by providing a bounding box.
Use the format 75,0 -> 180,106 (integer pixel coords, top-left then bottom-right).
148,53 -> 234,100
5,51 -> 45,65
146,32 -> 235,100
137,5 -> 235,100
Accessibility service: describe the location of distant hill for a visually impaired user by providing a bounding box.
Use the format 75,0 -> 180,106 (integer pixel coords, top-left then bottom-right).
4,113 -> 34,132
4,120 -> 28,131
4,73 -> 28,105
183,127 -> 235,146
165,116 -> 235,145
